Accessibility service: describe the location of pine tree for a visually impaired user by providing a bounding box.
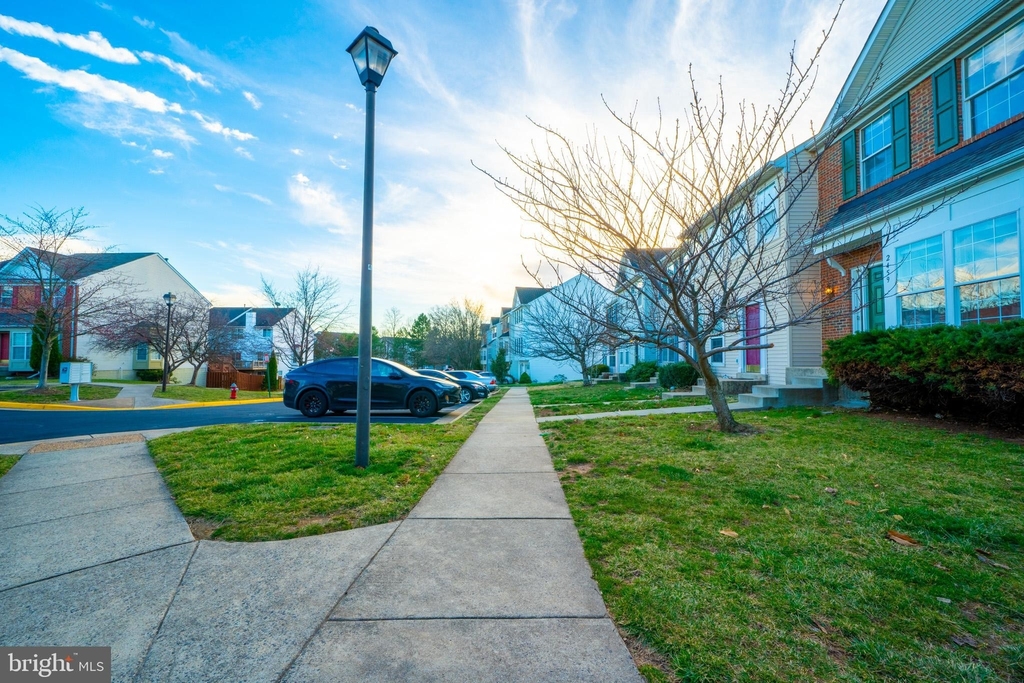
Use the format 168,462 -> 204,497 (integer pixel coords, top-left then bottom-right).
490,347 -> 511,385
266,351 -> 278,396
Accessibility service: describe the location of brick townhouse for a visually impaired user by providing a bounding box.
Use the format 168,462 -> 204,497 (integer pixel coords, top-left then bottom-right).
814,0 -> 1023,343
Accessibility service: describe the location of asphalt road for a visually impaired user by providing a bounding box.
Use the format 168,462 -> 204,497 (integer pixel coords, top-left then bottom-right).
0,402 -> 449,444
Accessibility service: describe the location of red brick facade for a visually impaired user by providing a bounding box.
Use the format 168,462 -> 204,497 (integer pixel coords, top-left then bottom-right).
820,243 -> 883,342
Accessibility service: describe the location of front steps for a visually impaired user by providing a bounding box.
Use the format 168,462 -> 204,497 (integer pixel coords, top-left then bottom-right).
662,368 -> 839,409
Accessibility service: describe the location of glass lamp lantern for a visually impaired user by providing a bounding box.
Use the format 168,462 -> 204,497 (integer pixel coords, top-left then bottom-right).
346,26 -> 397,88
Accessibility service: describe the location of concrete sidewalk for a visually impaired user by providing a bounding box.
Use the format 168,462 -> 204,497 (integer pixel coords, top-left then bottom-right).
90,383 -> 190,409
0,389 -> 640,681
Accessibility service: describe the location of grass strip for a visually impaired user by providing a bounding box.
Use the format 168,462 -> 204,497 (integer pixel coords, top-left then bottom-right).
148,392 -> 502,542
158,385 -> 283,402
1,385 -> 121,403
0,455 -> 19,479
541,408 -> 1024,682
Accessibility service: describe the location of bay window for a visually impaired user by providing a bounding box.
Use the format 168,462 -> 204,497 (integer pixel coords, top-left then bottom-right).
896,235 -> 945,327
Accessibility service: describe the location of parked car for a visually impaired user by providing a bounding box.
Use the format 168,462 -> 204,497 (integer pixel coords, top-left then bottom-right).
283,357 -> 461,418
416,369 -> 487,403
448,370 -> 497,393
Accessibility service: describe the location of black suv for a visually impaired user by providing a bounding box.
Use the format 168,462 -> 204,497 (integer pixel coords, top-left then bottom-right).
283,357 -> 461,418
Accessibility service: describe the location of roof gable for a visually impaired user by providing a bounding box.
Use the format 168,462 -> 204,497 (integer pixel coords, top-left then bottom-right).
826,0 -> 1012,129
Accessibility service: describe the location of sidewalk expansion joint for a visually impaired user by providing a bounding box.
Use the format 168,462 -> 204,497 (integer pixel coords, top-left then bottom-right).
0,470 -> 162,498
0,540 -> 197,594
0,494 -> 170,531
133,541 -> 199,681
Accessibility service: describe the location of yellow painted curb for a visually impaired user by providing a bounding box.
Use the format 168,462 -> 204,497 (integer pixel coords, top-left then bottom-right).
143,398 -> 281,410
0,401 -> 110,411
0,398 -> 281,411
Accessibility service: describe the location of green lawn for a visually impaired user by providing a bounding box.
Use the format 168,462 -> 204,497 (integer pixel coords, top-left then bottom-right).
0,455 -> 19,479
159,385 -> 282,402
147,393 -> 501,541
529,382 -> 722,416
541,409 -> 1024,682
0,385 -> 121,403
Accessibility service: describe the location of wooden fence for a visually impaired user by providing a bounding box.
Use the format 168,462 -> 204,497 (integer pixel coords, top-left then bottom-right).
206,370 -> 280,391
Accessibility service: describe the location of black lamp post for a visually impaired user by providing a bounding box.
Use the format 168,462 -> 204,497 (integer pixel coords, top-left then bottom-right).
161,292 -> 176,393
347,26 -> 397,469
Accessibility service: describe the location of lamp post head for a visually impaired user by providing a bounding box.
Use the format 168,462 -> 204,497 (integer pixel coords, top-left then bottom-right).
163,292 -> 177,306
346,26 -> 397,88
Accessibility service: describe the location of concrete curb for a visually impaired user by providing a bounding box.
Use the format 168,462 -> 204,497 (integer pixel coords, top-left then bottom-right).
0,398 -> 280,412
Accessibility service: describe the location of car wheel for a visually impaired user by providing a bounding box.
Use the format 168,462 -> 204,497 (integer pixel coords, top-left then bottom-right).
459,388 -> 472,404
299,389 -> 328,418
409,390 -> 438,418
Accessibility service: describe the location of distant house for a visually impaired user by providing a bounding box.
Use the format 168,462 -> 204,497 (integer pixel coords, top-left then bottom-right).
208,307 -> 297,377
0,249 -> 205,381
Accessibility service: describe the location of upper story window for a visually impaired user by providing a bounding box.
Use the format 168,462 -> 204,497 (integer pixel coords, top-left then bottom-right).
262,328 -> 273,339
755,183 -> 779,242
965,21 -> 1024,136
136,344 -> 149,362
896,234 -> 945,328
861,112 -> 893,189
0,286 -> 12,308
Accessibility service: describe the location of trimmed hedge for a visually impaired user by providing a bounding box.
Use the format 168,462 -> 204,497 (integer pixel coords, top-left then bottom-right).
658,362 -> 701,389
519,372 -> 532,384
625,360 -> 658,382
823,321 -> 1024,425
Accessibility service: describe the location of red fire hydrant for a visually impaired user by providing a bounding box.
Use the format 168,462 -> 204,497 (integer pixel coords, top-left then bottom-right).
230,383 -> 238,400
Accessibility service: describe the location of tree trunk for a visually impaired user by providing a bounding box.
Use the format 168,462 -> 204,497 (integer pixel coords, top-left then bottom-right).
697,357 -> 741,433
579,353 -> 592,386
189,364 -> 200,386
36,338 -> 51,389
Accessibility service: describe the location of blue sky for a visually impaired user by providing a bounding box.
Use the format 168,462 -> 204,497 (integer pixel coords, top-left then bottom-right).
0,0 -> 885,328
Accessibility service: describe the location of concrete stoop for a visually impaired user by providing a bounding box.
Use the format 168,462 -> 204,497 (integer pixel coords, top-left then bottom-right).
737,367 -> 839,409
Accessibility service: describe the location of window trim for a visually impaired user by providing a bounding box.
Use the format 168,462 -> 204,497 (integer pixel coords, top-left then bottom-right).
860,111 -> 893,190
951,212 -> 1021,324
963,19 -> 1024,138
895,234 -> 946,329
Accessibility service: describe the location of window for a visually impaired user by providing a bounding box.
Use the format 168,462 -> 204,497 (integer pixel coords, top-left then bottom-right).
755,184 -> 779,242
11,332 -> 29,361
0,286 -> 12,308
710,337 -> 724,364
262,328 -> 273,339
861,112 -> 893,189
729,205 -> 748,253
136,344 -> 149,362
618,349 -> 631,366
896,235 -> 945,327
953,213 -> 1021,324
966,21 -> 1024,136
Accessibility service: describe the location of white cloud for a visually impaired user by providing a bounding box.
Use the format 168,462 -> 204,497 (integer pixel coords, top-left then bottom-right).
290,148 -> 303,156
243,91 -> 262,110
287,173 -> 349,232
234,146 -> 253,160
0,13 -> 138,64
138,51 -> 215,89
152,148 -> 173,158
344,103 -> 358,111
65,99 -> 196,146
133,16 -> 155,29
96,3 -> 112,10
189,110 -> 255,141
0,46 -> 179,113
148,168 -> 164,175
121,139 -> 142,148
328,154 -> 348,170
214,183 -> 273,205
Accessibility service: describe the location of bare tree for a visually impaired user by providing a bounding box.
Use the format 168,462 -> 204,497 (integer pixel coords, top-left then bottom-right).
477,11 -> 890,432
0,206 -> 137,388
92,292 -> 212,386
522,276 -> 613,386
425,299 -> 484,369
379,306 -> 410,361
261,266 -> 350,367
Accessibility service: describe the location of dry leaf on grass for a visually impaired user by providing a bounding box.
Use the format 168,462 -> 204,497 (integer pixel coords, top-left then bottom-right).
934,563 -> 950,571
844,500 -> 860,506
950,634 -> 980,648
719,529 -> 739,538
787,494 -> 801,500
975,550 -> 1011,570
893,514 -> 904,521
887,530 -> 920,547
825,487 -> 838,495
784,507 -> 791,516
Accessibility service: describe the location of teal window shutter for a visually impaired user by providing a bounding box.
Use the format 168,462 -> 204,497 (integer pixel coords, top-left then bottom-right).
933,61 -> 959,153
890,92 -> 911,174
841,132 -> 857,200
